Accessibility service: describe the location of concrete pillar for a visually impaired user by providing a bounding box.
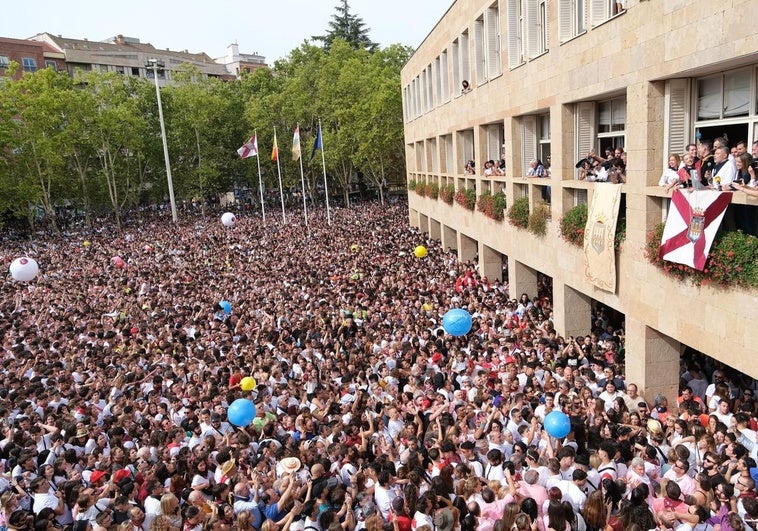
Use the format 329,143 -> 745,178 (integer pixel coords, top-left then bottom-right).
627,80 -> 665,250
552,282 -> 592,339
459,233 -> 477,263
508,260 -> 538,300
408,208 -> 419,229
429,218 -> 441,241
625,316 -> 680,408
480,243 -> 503,282
442,225 -> 458,252
419,213 -> 429,235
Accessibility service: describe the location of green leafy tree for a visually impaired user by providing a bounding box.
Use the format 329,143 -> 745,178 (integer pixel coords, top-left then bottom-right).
0,68 -> 75,233
165,67 -> 244,213
350,44 -> 412,203
313,0 -> 378,52
84,72 -> 151,231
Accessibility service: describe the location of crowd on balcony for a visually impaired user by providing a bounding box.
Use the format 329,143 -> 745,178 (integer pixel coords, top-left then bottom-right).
0,201 -> 755,531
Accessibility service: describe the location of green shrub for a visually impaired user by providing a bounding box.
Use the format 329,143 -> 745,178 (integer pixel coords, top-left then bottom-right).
425,182 -> 439,199
645,223 -> 758,288
508,197 -> 529,229
439,184 -> 455,204
477,191 -> 507,221
454,188 -> 476,210
528,201 -> 550,236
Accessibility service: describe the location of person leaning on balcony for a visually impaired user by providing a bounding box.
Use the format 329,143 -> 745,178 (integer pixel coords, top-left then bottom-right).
711,145 -> 736,189
483,160 -> 496,177
659,154 -> 683,191
527,159 -> 546,178
608,158 -> 626,184
696,141 -> 715,186
732,181 -> 758,198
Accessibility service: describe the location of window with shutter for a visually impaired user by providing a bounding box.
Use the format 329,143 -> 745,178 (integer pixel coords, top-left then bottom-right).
459,130 -> 475,166
590,0 -> 610,26
558,0 -> 572,41
539,0 -> 548,54
452,40 -> 461,96
440,50 -> 449,102
486,4 -> 501,79
525,0 -> 542,59
475,17 -> 486,84
444,135 -> 454,174
488,124 -> 505,161
461,31 -> 471,87
522,115 -> 538,176
429,138 -> 439,172
576,102 -> 596,173
427,65 -> 434,110
665,79 -> 690,167
507,0 -> 523,68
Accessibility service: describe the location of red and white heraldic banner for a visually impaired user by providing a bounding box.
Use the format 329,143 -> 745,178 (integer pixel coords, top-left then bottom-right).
659,189 -> 732,271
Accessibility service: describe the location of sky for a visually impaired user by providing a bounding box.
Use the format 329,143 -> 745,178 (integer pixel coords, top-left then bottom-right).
6,0 -> 453,63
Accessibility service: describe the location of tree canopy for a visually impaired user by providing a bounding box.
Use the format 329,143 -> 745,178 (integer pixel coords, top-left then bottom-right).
0,9 -> 410,232
313,0 -> 378,52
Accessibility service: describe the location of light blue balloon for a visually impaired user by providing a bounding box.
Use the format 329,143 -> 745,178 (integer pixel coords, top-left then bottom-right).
219,300 -> 232,314
227,399 -> 256,427
544,410 -> 572,438
442,308 -> 473,336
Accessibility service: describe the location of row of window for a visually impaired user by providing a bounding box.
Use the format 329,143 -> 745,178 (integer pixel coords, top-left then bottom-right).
0,56 -> 59,73
403,0 -> 626,122
409,66 -> 758,177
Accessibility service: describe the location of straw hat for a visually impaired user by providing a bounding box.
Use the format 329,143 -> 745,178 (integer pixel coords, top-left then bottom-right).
280,457 -> 301,475
220,459 -> 236,476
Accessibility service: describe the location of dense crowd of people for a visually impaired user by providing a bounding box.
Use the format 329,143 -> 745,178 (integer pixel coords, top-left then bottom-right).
0,201 -> 756,531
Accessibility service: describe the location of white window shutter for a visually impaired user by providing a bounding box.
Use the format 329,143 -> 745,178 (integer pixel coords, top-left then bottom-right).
461,32 -> 471,83
590,0 -> 608,26
665,79 -> 690,163
440,51 -> 449,102
576,102 -> 596,161
474,18 -> 486,83
543,0 -> 549,52
486,6 -> 501,79
507,0 -> 521,68
452,41 -> 460,96
522,115 -> 537,176
525,0 -> 541,59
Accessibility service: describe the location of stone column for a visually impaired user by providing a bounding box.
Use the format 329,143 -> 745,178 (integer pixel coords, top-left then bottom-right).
458,232 -> 477,263
480,243 -> 503,282
442,225 -> 458,252
430,218 -> 441,241
625,316 -> 680,409
553,282 -> 591,339
508,260 -> 538,300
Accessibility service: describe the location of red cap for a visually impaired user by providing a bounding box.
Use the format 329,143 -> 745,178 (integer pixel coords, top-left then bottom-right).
89,470 -> 107,484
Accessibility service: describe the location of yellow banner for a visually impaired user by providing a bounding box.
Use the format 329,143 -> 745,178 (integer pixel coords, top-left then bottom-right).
583,184 -> 622,292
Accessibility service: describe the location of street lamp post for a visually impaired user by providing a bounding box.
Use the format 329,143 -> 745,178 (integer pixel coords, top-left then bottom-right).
146,59 -> 178,223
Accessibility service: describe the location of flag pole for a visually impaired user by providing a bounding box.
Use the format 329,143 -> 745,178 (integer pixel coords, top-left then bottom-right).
296,123 -> 309,234
273,126 -> 286,223
319,119 -> 331,225
254,129 -> 266,226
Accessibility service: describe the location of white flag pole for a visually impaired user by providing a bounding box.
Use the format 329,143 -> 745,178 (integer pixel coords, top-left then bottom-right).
254,129 -> 266,226
274,126 -> 286,223
319,119 -> 331,225
296,123 -> 309,234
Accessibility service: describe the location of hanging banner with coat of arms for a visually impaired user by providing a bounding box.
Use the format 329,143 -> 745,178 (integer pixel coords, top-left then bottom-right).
583,184 -> 622,292
659,189 -> 732,271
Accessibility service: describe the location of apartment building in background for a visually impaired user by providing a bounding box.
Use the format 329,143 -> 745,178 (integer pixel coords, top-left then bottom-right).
8,33 -> 268,84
